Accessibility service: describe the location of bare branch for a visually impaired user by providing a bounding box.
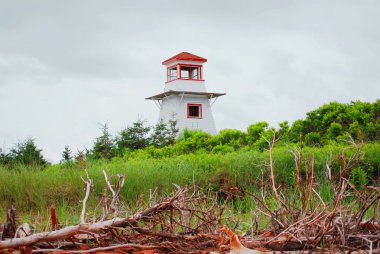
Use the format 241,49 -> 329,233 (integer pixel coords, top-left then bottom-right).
80,170 -> 92,224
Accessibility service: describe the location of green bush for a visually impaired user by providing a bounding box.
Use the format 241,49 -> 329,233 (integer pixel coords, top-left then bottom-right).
304,132 -> 322,147
212,145 -> 235,154
247,122 -> 269,145
327,122 -> 343,140
213,129 -> 246,149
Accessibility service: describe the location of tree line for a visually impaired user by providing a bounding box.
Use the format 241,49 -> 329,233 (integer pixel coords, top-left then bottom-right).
1,100 -> 379,167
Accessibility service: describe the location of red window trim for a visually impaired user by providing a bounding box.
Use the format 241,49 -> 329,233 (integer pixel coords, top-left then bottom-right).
165,79 -> 205,84
166,64 -> 203,82
187,103 -> 203,119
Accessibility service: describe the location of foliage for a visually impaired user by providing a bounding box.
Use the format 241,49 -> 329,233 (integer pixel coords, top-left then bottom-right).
167,116 -> 180,145
61,146 -> 73,164
176,129 -> 213,154
77,100 -> 380,163
304,132 -> 322,147
0,138 -> 48,167
74,150 -> 87,169
1,143 -> 379,221
91,124 -> 115,160
150,118 -> 179,148
287,120 -> 304,143
213,129 -> 246,150
288,100 -> 380,143
327,122 -> 343,140
246,121 -> 269,145
150,119 -> 169,148
0,148 -> 12,165
350,167 -> 368,190
116,120 -> 151,152
2,100 -> 379,170
1,100 -> 379,226
278,121 -> 290,141
211,144 -> 235,154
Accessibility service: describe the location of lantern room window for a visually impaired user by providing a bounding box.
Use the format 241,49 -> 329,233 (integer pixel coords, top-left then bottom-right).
187,103 -> 202,118
180,65 -> 200,80
167,66 -> 178,81
167,64 -> 202,82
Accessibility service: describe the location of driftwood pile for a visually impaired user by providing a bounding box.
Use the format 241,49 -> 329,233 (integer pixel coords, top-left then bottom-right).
241,135 -> 380,253
0,139 -> 379,253
245,185 -> 380,253
0,179 -> 379,253
0,171 -> 227,253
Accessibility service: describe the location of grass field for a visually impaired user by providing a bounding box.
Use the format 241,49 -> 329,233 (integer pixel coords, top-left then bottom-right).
0,143 -> 379,226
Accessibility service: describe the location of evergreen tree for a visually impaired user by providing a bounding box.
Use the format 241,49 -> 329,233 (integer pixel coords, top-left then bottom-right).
92,123 -> 115,160
61,145 -> 73,164
167,117 -> 179,145
9,138 -> 47,166
116,119 -> 151,151
150,119 -> 170,148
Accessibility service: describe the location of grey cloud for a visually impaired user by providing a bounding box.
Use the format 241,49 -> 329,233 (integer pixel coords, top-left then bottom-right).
1,0 -> 379,162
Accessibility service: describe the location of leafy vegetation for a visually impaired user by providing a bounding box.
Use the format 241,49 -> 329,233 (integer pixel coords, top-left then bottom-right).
61,146 -> 73,165
0,100 -> 379,223
0,138 -> 47,167
1,100 -> 378,168
0,143 -> 379,222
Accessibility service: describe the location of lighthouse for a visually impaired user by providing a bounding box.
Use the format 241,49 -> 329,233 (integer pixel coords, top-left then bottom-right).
146,52 -> 225,135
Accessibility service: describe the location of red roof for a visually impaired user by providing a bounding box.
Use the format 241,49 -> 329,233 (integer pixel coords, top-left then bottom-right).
162,52 -> 207,65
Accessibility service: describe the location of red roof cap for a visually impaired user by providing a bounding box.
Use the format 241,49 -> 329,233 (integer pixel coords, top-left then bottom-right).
162,52 -> 207,65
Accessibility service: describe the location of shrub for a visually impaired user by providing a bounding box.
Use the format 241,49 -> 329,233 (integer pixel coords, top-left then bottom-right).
247,122 -> 269,145
212,145 -> 235,154
327,122 -> 343,140
176,129 -> 213,154
304,132 -> 322,147
214,129 -> 246,149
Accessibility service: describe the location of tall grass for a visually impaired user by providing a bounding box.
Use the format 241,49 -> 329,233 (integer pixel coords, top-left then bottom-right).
0,143 -> 379,223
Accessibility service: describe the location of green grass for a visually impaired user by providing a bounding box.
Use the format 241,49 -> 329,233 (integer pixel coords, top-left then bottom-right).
0,143 -> 379,225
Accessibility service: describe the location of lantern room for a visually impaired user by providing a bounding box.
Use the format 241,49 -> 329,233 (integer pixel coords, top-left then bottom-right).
163,52 -> 207,82
161,52 -> 208,93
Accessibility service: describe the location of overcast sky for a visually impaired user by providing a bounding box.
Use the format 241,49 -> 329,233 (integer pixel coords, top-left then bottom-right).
1,1 -> 379,163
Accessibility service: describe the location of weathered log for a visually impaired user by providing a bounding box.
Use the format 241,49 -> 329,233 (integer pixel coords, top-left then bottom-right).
31,243 -> 162,253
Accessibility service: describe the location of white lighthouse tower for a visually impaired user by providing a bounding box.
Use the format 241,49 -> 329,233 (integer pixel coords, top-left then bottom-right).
146,52 -> 225,135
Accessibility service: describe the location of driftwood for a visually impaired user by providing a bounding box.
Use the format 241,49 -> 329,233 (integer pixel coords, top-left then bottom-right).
246,137 -> 380,253
31,243 -> 162,253
1,184 -> 378,253
1,207 -> 17,240
0,188 -> 186,249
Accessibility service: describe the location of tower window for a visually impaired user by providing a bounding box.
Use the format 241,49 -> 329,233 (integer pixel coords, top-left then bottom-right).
181,66 -> 190,79
180,65 -> 201,80
167,66 -> 178,81
190,67 -> 198,79
166,64 -> 203,82
187,104 -> 202,118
